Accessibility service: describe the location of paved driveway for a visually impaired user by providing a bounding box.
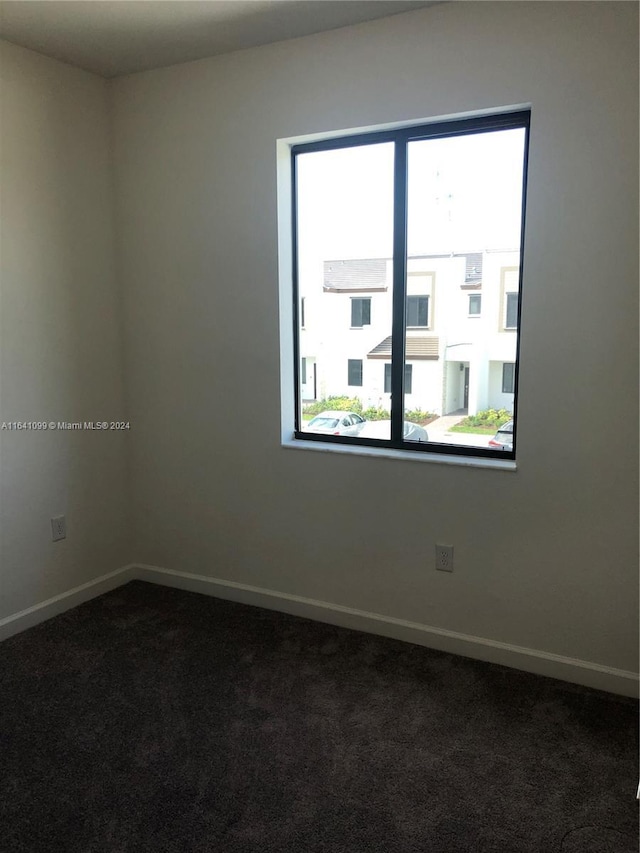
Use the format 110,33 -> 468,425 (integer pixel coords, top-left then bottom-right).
427,414 -> 492,449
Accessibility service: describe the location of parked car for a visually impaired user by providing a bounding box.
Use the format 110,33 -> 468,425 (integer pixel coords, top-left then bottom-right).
358,420 -> 429,442
488,420 -> 514,451
305,411 -> 367,436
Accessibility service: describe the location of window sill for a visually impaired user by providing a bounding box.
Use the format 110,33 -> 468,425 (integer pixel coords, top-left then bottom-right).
282,436 -> 517,471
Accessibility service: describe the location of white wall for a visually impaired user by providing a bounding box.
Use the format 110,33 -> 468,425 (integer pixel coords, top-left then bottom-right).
111,1 -> 637,677
488,363 -> 515,413
0,42 -> 130,617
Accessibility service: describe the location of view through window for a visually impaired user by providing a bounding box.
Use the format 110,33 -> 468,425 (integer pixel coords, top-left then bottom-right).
293,111 -> 529,458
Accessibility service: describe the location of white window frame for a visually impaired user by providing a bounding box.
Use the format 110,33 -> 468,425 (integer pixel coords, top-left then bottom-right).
468,294 -> 482,317
350,297 -> 371,329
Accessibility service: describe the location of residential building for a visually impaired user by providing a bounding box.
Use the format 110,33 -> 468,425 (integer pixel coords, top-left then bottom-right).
300,250 -> 520,415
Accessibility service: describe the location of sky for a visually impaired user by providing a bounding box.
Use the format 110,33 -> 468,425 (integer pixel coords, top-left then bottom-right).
296,127 -> 526,263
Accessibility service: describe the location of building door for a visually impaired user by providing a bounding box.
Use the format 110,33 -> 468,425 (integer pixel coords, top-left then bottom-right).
463,367 -> 470,409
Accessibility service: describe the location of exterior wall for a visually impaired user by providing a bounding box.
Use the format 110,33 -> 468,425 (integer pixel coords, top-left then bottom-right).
376,360 -> 443,414
300,250 -> 519,416
443,361 -> 465,413
489,362 -> 516,413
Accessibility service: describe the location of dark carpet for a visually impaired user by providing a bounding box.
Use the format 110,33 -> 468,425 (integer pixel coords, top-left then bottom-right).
0,581 -> 637,853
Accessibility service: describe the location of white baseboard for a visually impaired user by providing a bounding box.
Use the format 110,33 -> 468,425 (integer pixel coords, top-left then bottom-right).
1,562 -> 636,698
0,565 -> 134,642
132,563 -> 639,698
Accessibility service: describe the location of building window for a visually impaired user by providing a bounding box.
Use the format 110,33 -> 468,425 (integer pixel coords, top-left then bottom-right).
505,292 -> 518,329
406,295 -> 429,328
502,362 -> 515,394
351,297 -> 371,328
291,109 -> 529,459
348,359 -> 363,386
385,363 -> 412,394
500,266 -> 520,331
300,297 -> 306,328
468,294 -> 482,316
301,358 -> 307,385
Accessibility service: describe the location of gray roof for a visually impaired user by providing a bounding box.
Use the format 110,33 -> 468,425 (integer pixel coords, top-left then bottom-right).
462,252 -> 483,281
323,259 -> 388,292
410,251 -> 483,283
368,336 -> 440,360
323,253 -> 483,292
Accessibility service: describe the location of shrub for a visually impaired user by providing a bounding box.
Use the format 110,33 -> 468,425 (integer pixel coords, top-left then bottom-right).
405,408 -> 438,426
457,408 -> 511,428
302,396 -> 363,417
302,398 -> 437,425
361,405 -> 390,422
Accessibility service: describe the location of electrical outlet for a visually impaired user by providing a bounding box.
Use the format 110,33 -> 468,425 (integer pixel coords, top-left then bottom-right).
51,515 -> 66,542
435,544 -> 453,572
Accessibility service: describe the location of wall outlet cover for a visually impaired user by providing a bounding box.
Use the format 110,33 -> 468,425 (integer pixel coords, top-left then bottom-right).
435,544 -> 453,572
51,515 -> 66,542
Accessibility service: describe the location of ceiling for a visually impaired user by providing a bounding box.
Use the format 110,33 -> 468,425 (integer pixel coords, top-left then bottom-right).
0,0 -> 438,78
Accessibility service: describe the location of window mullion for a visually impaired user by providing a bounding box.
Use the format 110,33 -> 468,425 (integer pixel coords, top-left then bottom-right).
391,137 -> 408,444
292,152 -> 302,433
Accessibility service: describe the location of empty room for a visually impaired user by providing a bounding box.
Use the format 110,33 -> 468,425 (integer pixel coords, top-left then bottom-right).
0,2 -> 638,851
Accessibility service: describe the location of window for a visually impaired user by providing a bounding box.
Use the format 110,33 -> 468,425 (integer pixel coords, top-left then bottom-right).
468,294 -> 482,316
502,362 -> 515,394
301,357 -> 307,385
500,267 -> 520,331
351,297 -> 371,328
406,295 -> 428,327
385,363 -> 412,394
300,297 -> 306,328
348,359 -> 363,386
505,292 -> 518,329
291,109 -> 529,460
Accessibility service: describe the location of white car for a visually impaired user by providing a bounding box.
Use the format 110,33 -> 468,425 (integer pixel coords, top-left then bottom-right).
359,420 -> 429,442
488,419 -> 514,451
305,411 -> 367,436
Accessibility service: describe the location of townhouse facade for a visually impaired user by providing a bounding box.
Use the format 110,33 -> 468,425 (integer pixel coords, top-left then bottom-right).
299,250 -> 520,417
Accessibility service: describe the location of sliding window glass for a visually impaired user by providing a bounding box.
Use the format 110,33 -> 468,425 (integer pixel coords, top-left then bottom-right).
292,110 -> 529,459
